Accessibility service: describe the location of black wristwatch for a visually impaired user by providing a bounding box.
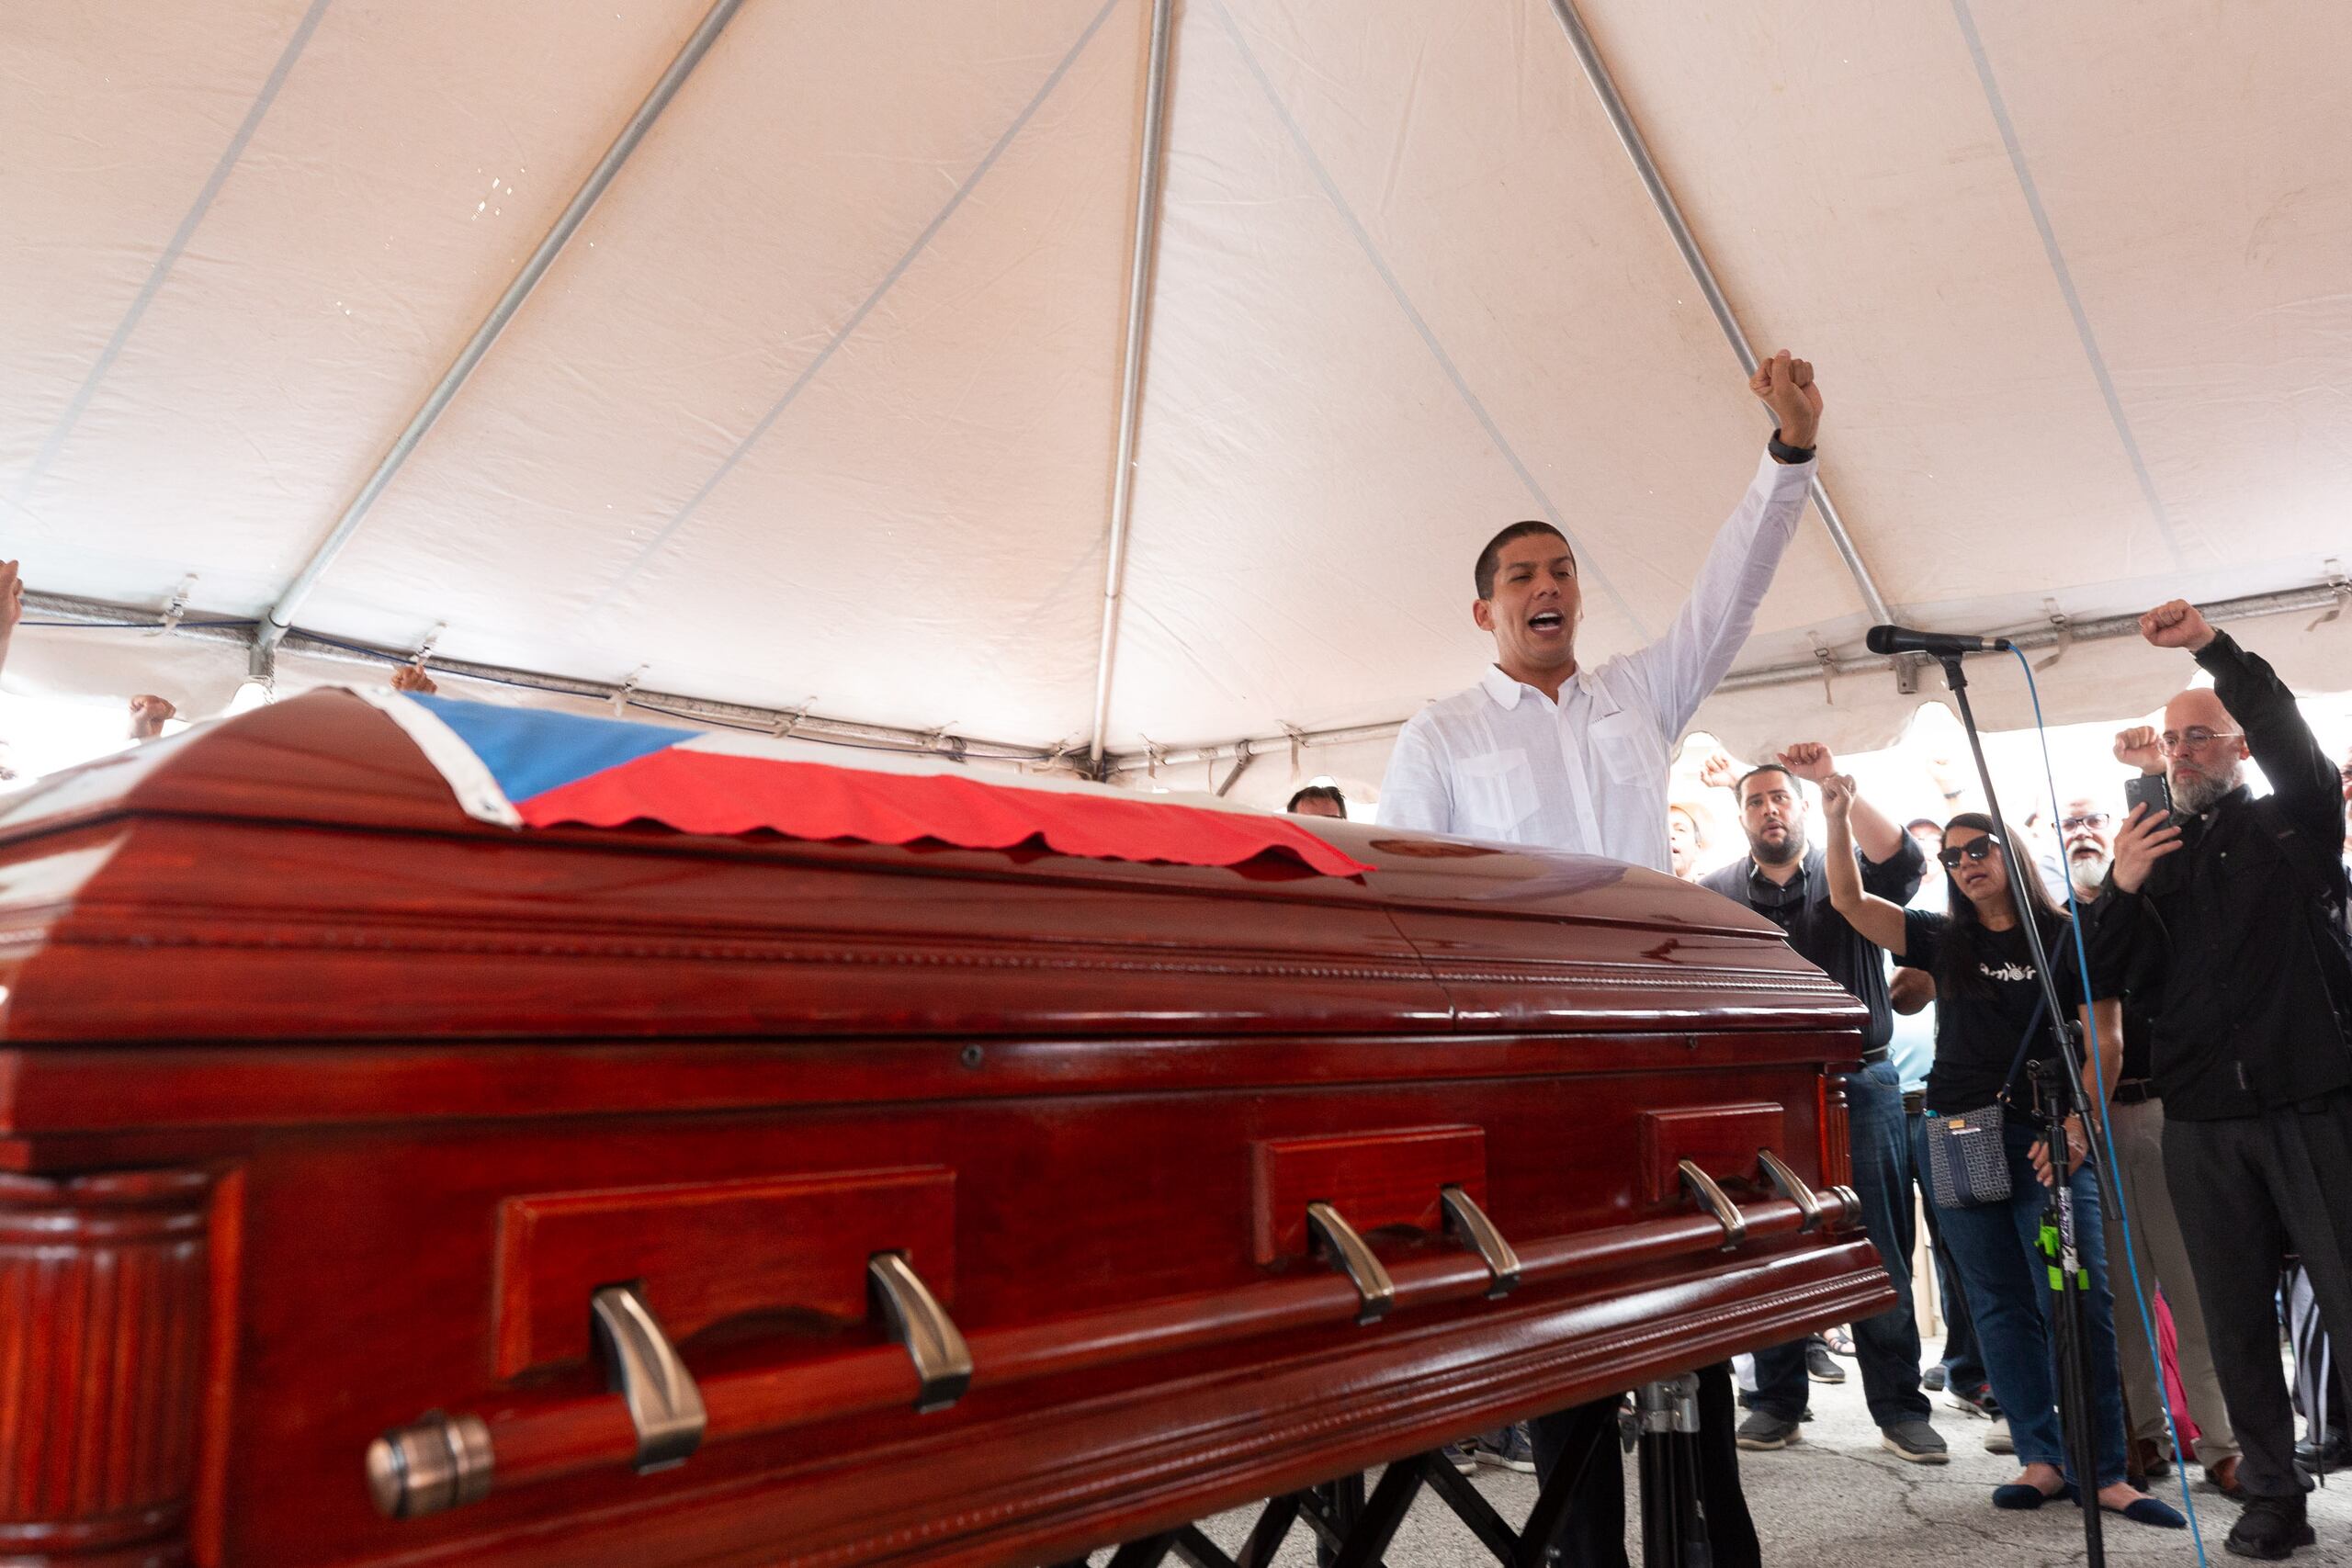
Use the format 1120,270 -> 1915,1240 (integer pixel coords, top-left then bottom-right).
1769,428 -> 1815,465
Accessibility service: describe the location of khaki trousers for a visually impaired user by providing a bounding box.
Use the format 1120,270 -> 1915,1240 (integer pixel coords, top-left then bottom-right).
2103,1095 -> 2240,1466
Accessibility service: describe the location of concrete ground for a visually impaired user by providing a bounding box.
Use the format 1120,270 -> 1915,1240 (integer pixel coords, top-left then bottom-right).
1184,1360 -> 2352,1566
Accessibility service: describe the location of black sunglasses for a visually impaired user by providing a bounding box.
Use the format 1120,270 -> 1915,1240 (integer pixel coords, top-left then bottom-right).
1939,834 -> 2002,870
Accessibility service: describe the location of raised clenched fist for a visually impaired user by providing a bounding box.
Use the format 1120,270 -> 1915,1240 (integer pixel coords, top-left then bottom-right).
1698,750 -> 1740,794
1748,350 -> 1823,451
390,663 -> 438,695
1818,772 -> 1857,821
1776,741 -> 1836,784
2113,725 -> 2164,774
127,694 -> 177,740
2138,599 -> 2215,652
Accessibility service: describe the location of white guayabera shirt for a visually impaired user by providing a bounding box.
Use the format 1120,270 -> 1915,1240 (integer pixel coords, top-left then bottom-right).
1376,452 -> 1816,874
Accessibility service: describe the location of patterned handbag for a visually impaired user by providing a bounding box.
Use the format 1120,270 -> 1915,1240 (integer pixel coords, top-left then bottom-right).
1922,993 -> 2046,1210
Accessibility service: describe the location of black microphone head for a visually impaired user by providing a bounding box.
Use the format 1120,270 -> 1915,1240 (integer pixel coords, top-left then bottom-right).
1864,624 -> 1901,656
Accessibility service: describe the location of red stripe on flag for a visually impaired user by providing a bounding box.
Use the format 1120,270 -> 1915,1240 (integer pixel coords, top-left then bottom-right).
514,749 -> 1374,877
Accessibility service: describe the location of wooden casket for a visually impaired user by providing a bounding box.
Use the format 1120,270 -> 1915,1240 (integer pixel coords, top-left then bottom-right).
0,691 -> 1892,1567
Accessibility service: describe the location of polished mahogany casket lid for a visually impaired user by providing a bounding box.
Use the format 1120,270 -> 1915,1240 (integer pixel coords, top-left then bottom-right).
0,693 -> 1882,1568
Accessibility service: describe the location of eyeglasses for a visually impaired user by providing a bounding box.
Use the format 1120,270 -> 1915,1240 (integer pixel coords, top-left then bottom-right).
2057,813 -> 2110,832
2159,727 -> 2243,754
1938,834 -> 2002,870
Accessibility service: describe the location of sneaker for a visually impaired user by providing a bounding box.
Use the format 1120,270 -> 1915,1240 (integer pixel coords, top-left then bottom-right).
1805,1338 -> 1848,1384
1440,1440 -> 1478,1475
1475,1425 -> 1536,1473
1736,1410 -> 1803,1451
1922,1364 -> 1949,1393
2226,1493 -> 2315,1560
2132,1438 -> 2174,1480
1984,1417 -> 2014,1455
1947,1384 -> 2000,1419
1880,1420 -> 1950,1465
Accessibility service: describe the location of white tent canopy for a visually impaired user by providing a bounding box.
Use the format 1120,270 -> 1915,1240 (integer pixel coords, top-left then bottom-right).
6,0 -> 2348,794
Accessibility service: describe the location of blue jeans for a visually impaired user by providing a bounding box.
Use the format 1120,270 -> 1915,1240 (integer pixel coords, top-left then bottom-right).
1911,1109 -> 1986,1393
1753,1060 -> 1928,1427
1915,1115 -> 2131,1486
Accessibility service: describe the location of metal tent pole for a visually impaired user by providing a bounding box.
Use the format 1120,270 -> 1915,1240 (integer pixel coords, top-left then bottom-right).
1086,0 -> 1179,767
1544,0 -> 1896,629
252,0 -> 747,670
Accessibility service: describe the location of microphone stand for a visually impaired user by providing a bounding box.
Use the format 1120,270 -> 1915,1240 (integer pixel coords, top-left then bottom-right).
1938,652 -> 2108,1567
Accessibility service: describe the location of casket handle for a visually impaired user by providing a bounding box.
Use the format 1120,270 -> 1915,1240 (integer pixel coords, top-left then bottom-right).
590,1283 -> 707,1472
1439,1185 -> 1521,1297
1305,1201 -> 1395,1324
1676,1159 -> 1747,1250
869,1251 -> 974,1412
1754,1148 -> 1824,1234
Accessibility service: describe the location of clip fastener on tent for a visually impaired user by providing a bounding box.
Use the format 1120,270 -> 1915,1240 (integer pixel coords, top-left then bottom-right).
150,576 -> 197,637
770,701 -> 814,739
1215,739 -> 1255,799
2033,599 -> 2072,672
1812,640 -> 1840,706
612,666 -> 648,717
410,622 -> 447,668
1281,722 -> 1308,781
2308,560 -> 2347,633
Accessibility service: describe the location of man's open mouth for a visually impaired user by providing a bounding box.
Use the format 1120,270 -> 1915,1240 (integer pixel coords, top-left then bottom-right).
1528,611 -> 1564,632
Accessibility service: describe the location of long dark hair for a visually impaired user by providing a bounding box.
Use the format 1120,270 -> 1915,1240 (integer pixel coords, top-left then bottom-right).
1938,811 -> 2069,999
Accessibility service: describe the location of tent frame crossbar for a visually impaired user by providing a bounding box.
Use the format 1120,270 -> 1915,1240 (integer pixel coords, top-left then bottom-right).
18,590 -> 1065,766
1098,578 -> 2352,778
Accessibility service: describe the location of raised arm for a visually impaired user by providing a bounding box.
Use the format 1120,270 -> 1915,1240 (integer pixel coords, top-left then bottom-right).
1820,773 -> 1908,954
2143,603 -> 2343,841
1778,741 -> 1909,869
1622,356 -> 1823,737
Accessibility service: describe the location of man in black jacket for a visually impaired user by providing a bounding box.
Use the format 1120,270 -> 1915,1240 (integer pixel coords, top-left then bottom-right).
1700,747 -> 1945,1465
2098,600 -> 2352,1560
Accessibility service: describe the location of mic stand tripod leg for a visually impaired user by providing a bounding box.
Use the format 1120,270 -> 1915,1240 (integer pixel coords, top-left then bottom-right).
1635,1376 -> 1709,1567
2030,1064 -> 2108,1566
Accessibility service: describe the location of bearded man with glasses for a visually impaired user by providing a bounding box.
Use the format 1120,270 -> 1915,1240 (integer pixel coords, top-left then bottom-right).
2060,795 -> 2243,1495
2094,601 -> 2352,1561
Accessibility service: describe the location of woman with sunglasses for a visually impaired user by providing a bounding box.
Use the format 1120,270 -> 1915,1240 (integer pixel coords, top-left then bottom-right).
1817,776 -> 2183,1529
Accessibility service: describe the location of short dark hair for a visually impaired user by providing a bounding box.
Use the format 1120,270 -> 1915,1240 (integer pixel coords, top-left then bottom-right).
1475,521 -> 1572,600
1286,784 -> 1347,816
1735,762 -> 1801,805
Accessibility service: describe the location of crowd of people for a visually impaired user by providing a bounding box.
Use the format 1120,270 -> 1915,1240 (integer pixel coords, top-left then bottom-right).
1287,355 -> 2352,1563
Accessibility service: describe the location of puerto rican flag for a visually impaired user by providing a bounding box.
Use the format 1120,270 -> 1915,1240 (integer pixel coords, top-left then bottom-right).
356,690 -> 1372,879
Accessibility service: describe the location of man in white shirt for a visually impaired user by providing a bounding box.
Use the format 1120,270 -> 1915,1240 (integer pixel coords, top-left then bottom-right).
1377,353 -> 1822,871
1377,355 -> 1822,1568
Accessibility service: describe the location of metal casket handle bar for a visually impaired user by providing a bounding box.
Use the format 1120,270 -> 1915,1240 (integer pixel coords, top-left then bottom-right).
1305,1201 -> 1395,1324
590,1282 -> 707,1472
1677,1158 -> 1747,1250
1755,1147 -> 1824,1234
869,1251 -> 974,1413
1439,1184 -> 1521,1297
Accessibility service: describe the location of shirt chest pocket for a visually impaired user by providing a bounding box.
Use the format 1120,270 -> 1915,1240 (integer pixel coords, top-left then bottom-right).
1455,750 -> 1539,830
1590,710 -> 1667,789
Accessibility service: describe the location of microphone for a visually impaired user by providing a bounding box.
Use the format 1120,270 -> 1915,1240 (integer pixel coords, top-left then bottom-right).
1865,624 -> 2015,658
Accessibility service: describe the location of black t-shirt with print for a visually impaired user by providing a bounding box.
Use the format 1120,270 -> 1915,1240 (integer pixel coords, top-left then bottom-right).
1899,908 -> 2113,1115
